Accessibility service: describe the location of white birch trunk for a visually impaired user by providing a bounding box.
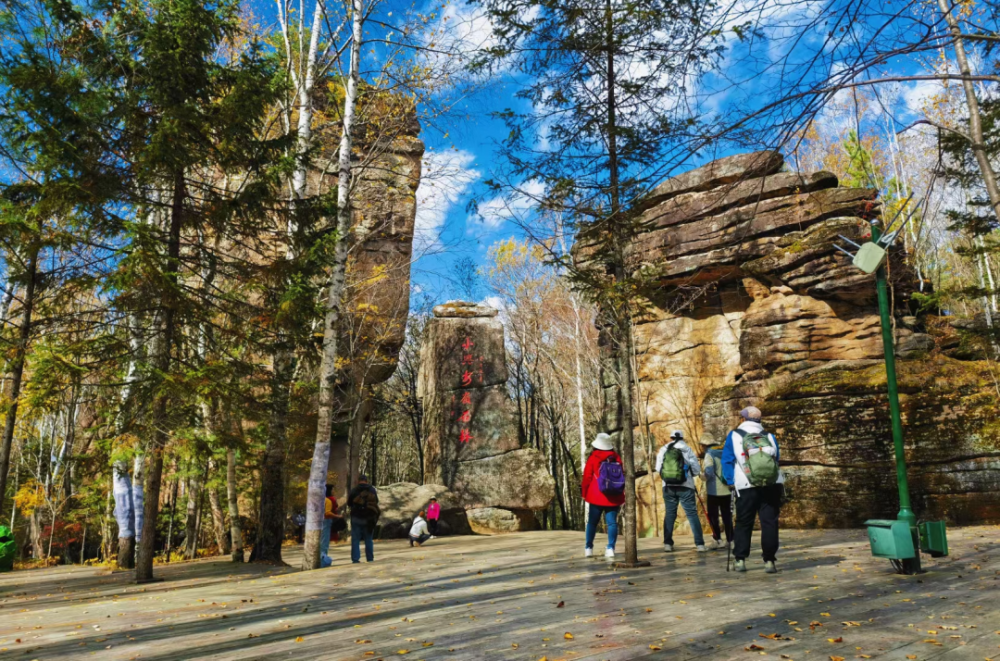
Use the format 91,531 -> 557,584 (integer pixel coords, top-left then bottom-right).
302,0 -> 363,571
937,0 -> 1000,218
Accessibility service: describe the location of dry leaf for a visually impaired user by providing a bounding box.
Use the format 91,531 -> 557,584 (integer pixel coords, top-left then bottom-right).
294,637 -> 304,643
828,637 -> 844,643
397,650 -> 410,655
564,632 -> 574,640
649,645 -> 663,650
842,622 -> 861,627
830,657 -> 845,661
511,643 -> 519,649
746,644 -> 766,651
556,601 -> 564,608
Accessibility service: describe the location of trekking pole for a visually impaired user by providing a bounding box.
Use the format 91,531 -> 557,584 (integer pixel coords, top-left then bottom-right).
726,492 -> 734,572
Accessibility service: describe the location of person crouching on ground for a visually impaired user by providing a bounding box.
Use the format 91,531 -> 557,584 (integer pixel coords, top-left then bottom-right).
581,433 -> 625,560
409,510 -> 431,547
702,444 -> 732,550
721,406 -> 784,574
655,430 -> 707,552
426,497 -> 440,537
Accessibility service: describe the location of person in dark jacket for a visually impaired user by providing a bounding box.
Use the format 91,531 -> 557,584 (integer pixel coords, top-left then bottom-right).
347,475 -> 379,563
581,433 -> 625,560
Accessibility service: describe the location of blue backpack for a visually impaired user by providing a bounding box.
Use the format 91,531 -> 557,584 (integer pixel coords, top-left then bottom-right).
598,456 -> 626,496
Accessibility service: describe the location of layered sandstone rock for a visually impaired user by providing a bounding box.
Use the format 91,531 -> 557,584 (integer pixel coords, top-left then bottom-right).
582,151 -> 1000,530
418,301 -> 555,527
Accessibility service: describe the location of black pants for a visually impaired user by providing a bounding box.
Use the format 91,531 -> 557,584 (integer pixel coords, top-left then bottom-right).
733,484 -> 782,562
706,494 -> 733,543
427,519 -> 439,535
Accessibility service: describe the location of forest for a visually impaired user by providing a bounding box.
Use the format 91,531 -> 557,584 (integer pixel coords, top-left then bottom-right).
0,0 -> 998,577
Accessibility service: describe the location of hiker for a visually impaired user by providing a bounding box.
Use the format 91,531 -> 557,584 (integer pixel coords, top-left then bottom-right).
721,406 -> 783,574
348,474 -> 380,564
655,430 -> 707,552
409,510 -> 431,547
322,484 -> 345,555
580,432 -> 625,559
426,497 -> 441,537
702,445 -> 732,549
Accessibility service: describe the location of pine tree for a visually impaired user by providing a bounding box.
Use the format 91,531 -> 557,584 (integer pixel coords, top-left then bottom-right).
468,0 -> 721,566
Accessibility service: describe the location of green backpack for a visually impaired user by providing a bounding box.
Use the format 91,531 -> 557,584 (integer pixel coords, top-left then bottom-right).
736,430 -> 779,487
659,441 -> 686,485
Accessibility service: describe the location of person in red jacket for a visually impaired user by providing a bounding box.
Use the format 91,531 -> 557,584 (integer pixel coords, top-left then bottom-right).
581,433 -> 625,559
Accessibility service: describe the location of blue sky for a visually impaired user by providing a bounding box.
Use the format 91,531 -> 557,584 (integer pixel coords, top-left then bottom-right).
251,0 -> 964,307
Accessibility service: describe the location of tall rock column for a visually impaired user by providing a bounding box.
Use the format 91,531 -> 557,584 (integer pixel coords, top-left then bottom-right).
418,301 -> 555,533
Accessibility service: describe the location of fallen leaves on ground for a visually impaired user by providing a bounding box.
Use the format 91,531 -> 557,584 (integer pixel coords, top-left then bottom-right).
827,637 -> 844,643
556,601 -> 564,608
649,644 -> 662,650
564,632 -> 574,639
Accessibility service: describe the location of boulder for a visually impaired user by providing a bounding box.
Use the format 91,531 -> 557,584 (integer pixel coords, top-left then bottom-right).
466,508 -> 536,534
373,482 -> 470,539
447,449 -> 556,511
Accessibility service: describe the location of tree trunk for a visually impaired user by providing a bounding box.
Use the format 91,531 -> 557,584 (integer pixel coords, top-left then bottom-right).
183,471 -> 202,560
226,448 -> 243,562
255,348 -> 292,564
302,0 -> 364,571
135,170 -> 185,583
0,245 -> 38,516
207,472 -> 229,555
937,0 -> 1000,217
604,0 -> 643,567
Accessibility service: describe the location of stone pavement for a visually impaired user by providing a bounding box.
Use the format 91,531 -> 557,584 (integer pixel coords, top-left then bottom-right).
0,526 -> 998,660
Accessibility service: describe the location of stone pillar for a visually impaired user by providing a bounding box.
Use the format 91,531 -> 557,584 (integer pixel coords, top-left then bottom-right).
418,301 -> 555,532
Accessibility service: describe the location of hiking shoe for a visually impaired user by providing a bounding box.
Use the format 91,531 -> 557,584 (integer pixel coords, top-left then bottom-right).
696,545 -> 709,553
584,548 -> 593,558
663,544 -> 673,552
764,561 -> 777,574
604,548 -> 616,559
734,559 -> 747,572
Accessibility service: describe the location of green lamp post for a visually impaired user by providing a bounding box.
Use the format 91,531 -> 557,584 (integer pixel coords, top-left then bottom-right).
835,219 -> 948,574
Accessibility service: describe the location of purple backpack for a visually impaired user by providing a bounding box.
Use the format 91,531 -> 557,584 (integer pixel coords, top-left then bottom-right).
598,456 -> 626,496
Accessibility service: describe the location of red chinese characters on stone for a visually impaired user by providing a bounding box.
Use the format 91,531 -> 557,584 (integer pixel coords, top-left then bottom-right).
457,335 -> 476,444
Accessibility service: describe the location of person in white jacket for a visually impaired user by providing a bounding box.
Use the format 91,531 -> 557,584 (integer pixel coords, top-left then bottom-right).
654,430 -> 706,552
721,406 -> 784,574
409,511 -> 431,547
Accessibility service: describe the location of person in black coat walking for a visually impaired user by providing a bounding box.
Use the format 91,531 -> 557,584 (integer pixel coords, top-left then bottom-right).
347,475 -> 379,563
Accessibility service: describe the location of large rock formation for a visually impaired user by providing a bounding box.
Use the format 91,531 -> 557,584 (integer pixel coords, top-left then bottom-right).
304,105 -> 425,498
417,301 -> 555,531
580,151 -> 1000,530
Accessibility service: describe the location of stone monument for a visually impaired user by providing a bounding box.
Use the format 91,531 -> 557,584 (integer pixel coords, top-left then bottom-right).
417,301 -> 555,533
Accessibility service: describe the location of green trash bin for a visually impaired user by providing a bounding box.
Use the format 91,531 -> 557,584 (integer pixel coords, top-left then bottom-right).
0,525 -> 15,572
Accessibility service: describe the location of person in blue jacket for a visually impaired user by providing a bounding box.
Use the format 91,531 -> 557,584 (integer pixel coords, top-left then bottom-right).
721,406 -> 784,574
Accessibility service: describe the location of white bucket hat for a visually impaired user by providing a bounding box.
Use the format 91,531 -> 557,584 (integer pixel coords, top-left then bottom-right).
592,433 -> 613,451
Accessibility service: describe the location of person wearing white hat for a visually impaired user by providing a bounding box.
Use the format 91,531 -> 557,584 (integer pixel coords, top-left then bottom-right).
721,405 -> 784,574
581,433 -> 625,560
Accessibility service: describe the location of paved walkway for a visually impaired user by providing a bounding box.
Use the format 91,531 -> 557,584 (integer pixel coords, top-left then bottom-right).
0,526 -> 998,660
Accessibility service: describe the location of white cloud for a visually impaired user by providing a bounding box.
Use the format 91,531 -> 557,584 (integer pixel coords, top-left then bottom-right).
904,79 -> 944,116
415,149 -> 480,251
473,179 -> 546,231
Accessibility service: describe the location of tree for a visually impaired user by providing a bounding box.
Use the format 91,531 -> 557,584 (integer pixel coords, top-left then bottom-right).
469,0 -> 721,565
0,0 -> 283,579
